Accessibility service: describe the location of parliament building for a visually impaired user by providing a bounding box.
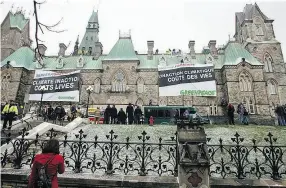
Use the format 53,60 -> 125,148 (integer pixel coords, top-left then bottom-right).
1,3 -> 285,121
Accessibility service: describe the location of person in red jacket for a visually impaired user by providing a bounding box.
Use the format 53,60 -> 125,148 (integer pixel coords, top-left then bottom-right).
28,139 -> 65,188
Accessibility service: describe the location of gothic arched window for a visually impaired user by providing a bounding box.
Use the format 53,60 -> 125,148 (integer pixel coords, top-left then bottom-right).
267,79 -> 277,95
209,101 -> 217,115
242,97 -> 255,114
111,69 -> 126,93
264,53 -> 273,72
137,77 -> 144,94
239,72 -> 253,92
94,78 -> 101,94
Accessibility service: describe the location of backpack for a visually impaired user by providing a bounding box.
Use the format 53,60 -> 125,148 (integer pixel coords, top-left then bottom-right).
37,155 -> 56,188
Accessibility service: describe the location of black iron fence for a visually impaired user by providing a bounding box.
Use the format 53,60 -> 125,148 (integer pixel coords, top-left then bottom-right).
1,128 -> 179,177
1,128 -> 285,180
208,132 -> 286,180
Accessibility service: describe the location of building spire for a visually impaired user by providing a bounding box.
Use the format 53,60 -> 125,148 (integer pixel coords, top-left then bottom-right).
72,35 -> 79,56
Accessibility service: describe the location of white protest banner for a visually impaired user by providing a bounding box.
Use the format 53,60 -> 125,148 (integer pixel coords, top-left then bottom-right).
158,63 -> 216,96
29,70 -> 80,102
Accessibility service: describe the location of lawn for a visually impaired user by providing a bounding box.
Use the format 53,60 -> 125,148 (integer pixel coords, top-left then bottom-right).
67,123 -> 286,145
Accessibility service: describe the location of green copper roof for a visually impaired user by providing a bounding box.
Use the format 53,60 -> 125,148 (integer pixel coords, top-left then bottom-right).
223,42 -> 262,67
88,11 -> 98,23
104,38 -> 139,61
34,56 -> 103,70
1,41 -> 262,71
1,47 -> 34,69
9,12 -> 29,31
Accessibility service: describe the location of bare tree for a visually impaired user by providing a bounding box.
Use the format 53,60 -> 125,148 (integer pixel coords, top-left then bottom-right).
33,0 -> 65,66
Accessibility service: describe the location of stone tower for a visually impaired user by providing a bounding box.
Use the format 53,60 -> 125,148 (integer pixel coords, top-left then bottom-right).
1,10 -> 31,61
234,3 -> 286,105
79,10 -> 103,57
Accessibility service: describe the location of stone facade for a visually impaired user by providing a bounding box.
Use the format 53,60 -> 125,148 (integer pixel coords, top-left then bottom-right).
1,4 -> 285,120
1,11 -> 31,61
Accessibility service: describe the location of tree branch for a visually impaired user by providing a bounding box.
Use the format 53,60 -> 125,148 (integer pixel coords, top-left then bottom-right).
33,0 -> 66,67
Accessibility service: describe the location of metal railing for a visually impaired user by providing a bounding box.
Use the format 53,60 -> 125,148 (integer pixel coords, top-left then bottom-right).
208,132 -> 286,180
1,128 -> 179,177
1,128 -> 285,180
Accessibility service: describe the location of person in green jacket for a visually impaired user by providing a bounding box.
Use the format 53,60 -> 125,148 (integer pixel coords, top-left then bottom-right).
2,101 -> 18,129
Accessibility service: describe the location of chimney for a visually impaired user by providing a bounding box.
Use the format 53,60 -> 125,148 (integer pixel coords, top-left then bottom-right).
58,43 -> 67,56
208,40 -> 217,56
147,41 -> 154,60
38,44 -> 47,56
188,40 -> 196,58
36,44 -> 47,60
94,42 -> 103,60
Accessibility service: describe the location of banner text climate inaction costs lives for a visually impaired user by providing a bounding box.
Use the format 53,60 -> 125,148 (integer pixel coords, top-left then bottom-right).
30,73 -> 80,94
158,66 -> 215,87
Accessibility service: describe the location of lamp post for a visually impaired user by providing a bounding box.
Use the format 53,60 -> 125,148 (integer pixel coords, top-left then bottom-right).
85,86 -> 93,118
39,85 -> 45,116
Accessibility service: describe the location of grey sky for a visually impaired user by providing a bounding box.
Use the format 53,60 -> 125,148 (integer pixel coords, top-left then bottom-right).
1,0 -> 286,58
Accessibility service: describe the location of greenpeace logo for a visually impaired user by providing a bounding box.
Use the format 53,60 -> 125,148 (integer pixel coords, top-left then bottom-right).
58,96 -> 75,100
180,90 -> 216,96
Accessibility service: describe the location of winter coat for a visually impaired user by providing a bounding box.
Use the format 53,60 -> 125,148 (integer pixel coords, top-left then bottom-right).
28,153 -> 65,188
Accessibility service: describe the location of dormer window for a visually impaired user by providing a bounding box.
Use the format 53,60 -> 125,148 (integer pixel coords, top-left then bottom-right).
184,56 -> 190,63
88,47 -> 92,55
86,36 -> 88,40
56,57 -> 64,69
159,56 -> 167,67
77,55 -> 84,68
206,54 -> 214,64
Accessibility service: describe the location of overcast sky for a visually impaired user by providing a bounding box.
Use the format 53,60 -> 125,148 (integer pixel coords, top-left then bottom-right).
1,0 -> 286,58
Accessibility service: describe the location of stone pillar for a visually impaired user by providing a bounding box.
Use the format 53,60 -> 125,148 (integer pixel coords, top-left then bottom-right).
177,121 -> 210,188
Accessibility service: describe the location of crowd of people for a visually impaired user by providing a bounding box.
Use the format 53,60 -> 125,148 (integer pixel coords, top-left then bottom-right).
227,103 -> 286,126
95,103 -> 144,125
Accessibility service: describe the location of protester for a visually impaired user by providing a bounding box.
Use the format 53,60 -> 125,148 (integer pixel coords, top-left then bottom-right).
242,106 -> 249,125
237,103 -> 244,123
42,105 -> 49,122
149,116 -> 154,126
2,101 -> 18,129
227,103 -> 235,125
134,106 -> 142,124
126,103 -> 134,125
104,105 -> 111,124
111,105 -> 118,124
117,108 -> 127,124
70,104 -> 77,121
94,107 -> 101,124
275,104 -> 286,126
28,139 -> 65,188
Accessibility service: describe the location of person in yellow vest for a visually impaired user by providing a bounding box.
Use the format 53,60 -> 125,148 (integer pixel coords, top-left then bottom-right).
2,101 -> 18,129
